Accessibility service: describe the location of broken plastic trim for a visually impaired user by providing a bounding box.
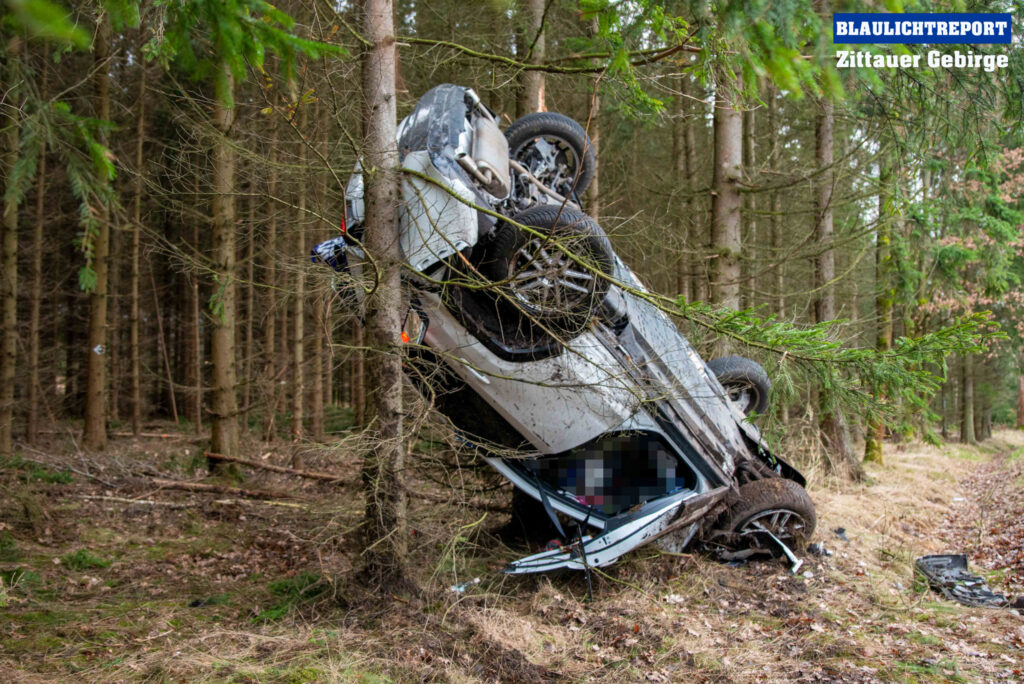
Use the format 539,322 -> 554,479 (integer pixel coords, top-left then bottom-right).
915,554 -> 1008,608
503,485 -> 727,574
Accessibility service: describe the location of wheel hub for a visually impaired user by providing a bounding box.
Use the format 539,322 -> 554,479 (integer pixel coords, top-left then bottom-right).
509,238 -> 596,317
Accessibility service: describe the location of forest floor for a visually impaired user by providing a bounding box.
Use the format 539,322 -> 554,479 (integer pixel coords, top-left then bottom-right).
1,427 -> 1024,683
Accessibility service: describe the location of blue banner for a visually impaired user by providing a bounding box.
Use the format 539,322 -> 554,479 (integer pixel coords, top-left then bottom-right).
833,13 -> 1012,44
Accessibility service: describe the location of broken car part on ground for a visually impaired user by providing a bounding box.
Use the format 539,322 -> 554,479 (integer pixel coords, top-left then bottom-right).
311,84 -> 817,574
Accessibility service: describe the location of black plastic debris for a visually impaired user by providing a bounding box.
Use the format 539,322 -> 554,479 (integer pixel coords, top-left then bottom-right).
914,554 -> 1007,608
807,542 -> 832,557
832,527 -> 849,542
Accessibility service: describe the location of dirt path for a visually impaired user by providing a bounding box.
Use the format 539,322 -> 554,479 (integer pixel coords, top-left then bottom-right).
1,432 -> 1023,682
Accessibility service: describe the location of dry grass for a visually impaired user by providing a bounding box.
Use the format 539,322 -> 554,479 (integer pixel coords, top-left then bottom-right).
1,427 -> 1023,682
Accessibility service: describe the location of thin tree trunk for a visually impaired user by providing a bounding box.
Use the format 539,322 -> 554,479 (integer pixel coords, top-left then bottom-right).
150,270 -> 178,424
262,122 -> 279,442
864,155 -> 895,463
310,103 -> 329,442
1017,373 -> 1024,430
741,102 -> 755,310
27,51 -> 46,445
673,74 -> 697,301
291,80 -> 307,443
354,324 -> 365,427
516,0 -> 546,116
130,57 -> 146,435
710,69 -> 742,312
0,37 -> 22,455
190,184 -> 203,433
961,353 -> 976,444
814,98 -> 864,481
765,86 -> 787,423
84,16 -> 112,450
360,0 -> 409,587
244,184 -> 255,431
208,62 -> 240,465
584,17 -> 600,220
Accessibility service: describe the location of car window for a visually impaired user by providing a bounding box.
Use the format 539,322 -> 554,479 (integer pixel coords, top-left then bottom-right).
524,431 -> 697,516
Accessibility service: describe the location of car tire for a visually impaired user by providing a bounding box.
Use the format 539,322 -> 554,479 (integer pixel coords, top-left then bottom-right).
478,205 -> 613,337
719,478 -> 817,548
505,112 -> 596,199
707,356 -> 771,416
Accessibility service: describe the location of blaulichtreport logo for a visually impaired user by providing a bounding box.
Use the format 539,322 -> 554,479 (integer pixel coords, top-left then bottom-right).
833,13 -> 1012,73
834,13 -> 1011,43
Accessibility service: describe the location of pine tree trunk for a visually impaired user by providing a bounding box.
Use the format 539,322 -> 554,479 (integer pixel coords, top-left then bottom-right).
208,62 -> 240,465
516,0 -> 546,116
291,82 -> 307,442
84,16 -> 112,451
584,18 -> 600,220
190,186 -> 203,433
27,51 -> 46,444
741,102 -> 755,310
1017,373 -> 1024,430
0,37 -> 22,455
310,104 -> 329,442
814,98 -> 864,481
673,75 -> 697,301
354,324 -> 365,427
360,0 -> 409,587
130,57 -> 146,435
243,185 -> 255,432
961,353 -> 975,444
864,156 -> 894,464
262,122 -> 279,442
710,69 -> 742,312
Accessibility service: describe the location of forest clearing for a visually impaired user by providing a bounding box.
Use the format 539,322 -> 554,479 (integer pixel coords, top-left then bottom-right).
1,429 -> 1023,682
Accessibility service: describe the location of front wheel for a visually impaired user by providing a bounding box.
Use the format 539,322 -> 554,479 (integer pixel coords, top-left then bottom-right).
714,478 -> 817,555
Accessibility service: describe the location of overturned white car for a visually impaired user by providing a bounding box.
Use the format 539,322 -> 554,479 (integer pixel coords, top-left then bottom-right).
312,84 -> 816,575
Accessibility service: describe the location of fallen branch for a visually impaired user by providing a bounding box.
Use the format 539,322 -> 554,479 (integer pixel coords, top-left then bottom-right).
204,451 -> 351,484
148,477 -> 293,500
409,488 -> 509,513
77,494 -> 188,508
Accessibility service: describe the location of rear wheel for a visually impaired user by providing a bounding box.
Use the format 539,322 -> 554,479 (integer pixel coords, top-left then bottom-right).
707,356 -> 771,416
505,112 -> 596,207
478,205 -> 613,338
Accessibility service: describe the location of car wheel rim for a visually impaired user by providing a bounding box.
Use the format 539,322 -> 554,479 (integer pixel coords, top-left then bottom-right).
735,508 -> 808,548
508,238 -> 596,318
724,382 -> 756,414
513,135 -> 581,198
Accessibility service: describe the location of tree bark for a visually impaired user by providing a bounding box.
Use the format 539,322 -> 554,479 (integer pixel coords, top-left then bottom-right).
360,0 -> 409,587
1017,373 -> 1024,430
960,353 -> 976,444
813,98 -> 864,481
243,185 -> 255,432
291,80 -> 306,443
190,176 -> 203,433
262,120 -> 279,442
584,17 -> 600,221
26,50 -> 46,445
710,69 -> 742,312
208,62 -> 240,464
741,100 -> 755,310
516,0 -> 546,116
84,16 -> 112,450
0,37 -> 22,455
864,155 -> 895,463
130,56 -> 146,435
673,74 -> 697,301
